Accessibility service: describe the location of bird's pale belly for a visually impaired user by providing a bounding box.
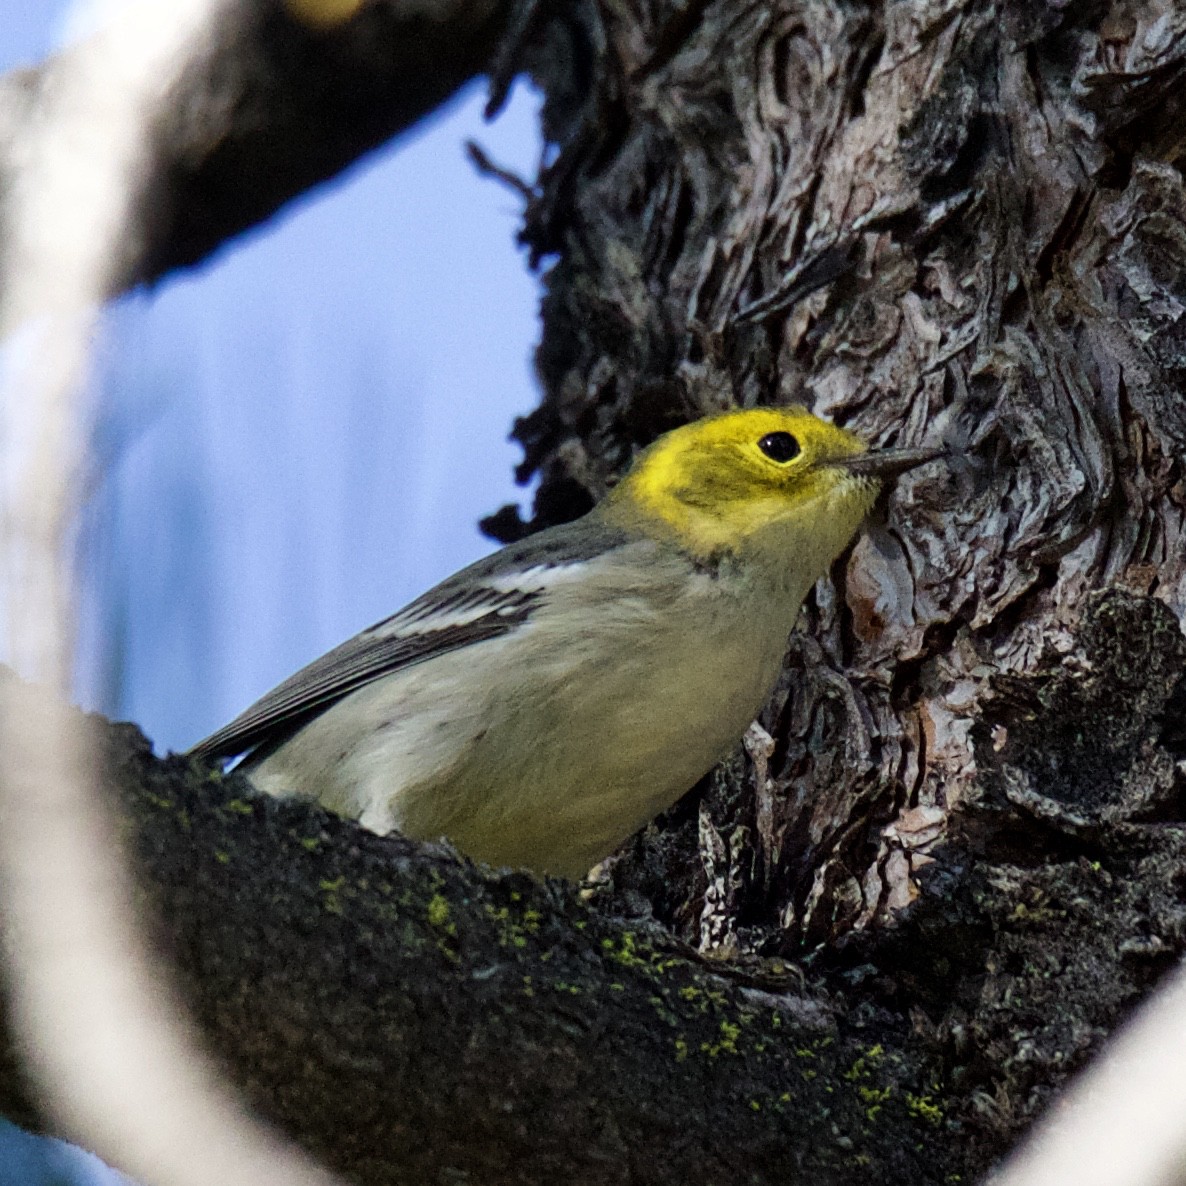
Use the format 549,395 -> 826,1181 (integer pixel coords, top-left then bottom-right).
244,580 -> 796,878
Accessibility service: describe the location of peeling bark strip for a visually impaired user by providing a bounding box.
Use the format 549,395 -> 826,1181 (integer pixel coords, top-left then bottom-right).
0,0 -> 511,299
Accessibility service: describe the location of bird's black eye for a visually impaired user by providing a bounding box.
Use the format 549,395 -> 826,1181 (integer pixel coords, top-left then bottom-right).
758,431 -> 801,463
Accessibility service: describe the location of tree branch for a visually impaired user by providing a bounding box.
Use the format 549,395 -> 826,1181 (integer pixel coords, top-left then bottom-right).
1,589 -> 1183,1184
0,0 -> 512,300
0,693 -> 964,1186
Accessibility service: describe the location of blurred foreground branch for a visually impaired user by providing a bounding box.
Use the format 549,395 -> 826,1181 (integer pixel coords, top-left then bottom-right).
992,961 -> 1186,1186
0,1 -> 351,1182
0,0 -> 511,301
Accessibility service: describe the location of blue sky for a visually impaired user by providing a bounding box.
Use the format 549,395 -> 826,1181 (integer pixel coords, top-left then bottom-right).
0,4 -> 545,753
75,78 -> 542,751
1,2 -> 543,1181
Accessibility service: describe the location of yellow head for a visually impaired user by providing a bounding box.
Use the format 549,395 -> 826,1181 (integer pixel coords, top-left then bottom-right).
604,407 -> 936,578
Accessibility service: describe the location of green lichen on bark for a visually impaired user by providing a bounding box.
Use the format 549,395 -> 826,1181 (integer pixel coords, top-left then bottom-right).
0,711 -> 962,1186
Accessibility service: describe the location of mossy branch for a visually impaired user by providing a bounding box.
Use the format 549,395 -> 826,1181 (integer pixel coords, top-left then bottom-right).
0,693 -> 962,1186
3,590 -> 1181,1184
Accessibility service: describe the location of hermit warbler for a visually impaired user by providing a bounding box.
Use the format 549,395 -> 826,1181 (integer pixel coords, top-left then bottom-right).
191,407 -> 939,878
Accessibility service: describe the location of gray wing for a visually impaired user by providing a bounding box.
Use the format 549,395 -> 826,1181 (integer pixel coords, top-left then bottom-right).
188,584 -> 540,761
188,515 -> 632,762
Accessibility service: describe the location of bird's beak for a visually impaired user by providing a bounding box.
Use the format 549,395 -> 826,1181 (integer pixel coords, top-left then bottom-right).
835,445 -> 946,478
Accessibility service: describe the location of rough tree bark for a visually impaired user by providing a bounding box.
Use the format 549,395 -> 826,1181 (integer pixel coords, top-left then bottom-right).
4,1 -> 1186,1184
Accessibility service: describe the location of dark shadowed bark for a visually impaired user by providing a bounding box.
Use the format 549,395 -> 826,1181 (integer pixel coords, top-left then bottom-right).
6,0 -> 1186,1183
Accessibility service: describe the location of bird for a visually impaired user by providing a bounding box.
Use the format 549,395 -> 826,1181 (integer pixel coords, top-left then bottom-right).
190,406 -> 941,878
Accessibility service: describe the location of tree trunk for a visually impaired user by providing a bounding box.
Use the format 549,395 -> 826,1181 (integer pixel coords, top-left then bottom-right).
497,0 -> 1186,1168
5,1 -> 1186,1183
